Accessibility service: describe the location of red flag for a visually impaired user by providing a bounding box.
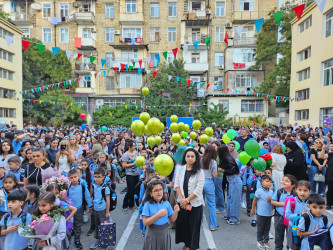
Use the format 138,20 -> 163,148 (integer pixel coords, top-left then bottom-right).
77,53 -> 83,59
224,32 -> 229,44
206,84 -> 210,89
33,100 -> 36,103
94,73 -> 97,79
187,79 -> 191,86
120,63 -> 125,71
172,48 -> 178,59
153,72 -> 158,79
65,102 -> 68,106
293,4 -> 305,20
139,59 -> 142,68
113,67 -> 117,75
22,40 -> 30,51
78,77 -> 81,83
74,37 -> 82,48
253,120 -> 255,126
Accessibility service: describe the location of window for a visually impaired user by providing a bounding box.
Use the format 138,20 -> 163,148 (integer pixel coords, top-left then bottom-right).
126,0 -> 136,13
123,28 -> 141,38
299,16 -> 312,33
295,110 -> 309,120
320,108 -> 333,128
43,3 -> 51,18
215,76 -> 224,87
150,28 -> 160,42
326,9 -> 333,38
0,108 -> 16,118
78,77 -> 91,88
0,88 -> 15,98
60,28 -> 69,43
168,3 -> 177,17
105,77 -> 115,91
218,100 -> 229,111
43,28 -> 52,42
191,53 -> 200,63
83,28 -> 92,38
215,52 -> 224,66
105,4 -> 114,18
216,1 -> 225,16
239,0 -> 254,11
105,28 -> 114,42
59,4 -> 68,17
297,68 -> 310,81
297,47 -> 311,62
215,26 -> 225,42
0,49 -> 14,62
0,28 -> 13,39
120,73 -> 142,88
241,100 -> 263,113
192,2 -> 201,10
234,25 -> 255,39
150,3 -> 159,17
167,52 -> 174,64
323,58 -> 333,86
0,68 -> 14,81
105,52 -> 113,67
21,29 -> 30,38
168,28 -> 176,42
235,74 -> 257,87
234,48 -> 255,62
121,49 -> 138,61
295,88 -> 309,100
82,4 -> 91,12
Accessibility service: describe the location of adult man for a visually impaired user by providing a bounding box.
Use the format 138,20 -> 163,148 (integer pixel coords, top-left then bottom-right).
291,133 -> 302,148
236,129 -> 251,151
322,121 -> 332,136
106,134 -> 115,155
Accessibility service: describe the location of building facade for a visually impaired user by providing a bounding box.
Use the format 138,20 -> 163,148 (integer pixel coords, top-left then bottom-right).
289,1 -> 333,128
2,0 -> 278,120
0,17 -> 23,128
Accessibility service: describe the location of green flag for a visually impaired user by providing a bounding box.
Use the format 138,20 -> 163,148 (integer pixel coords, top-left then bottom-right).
90,56 -> 96,64
205,36 -> 211,47
132,62 -> 135,67
129,66 -> 133,72
273,11 -> 283,26
36,43 -> 45,55
162,51 -> 168,60
201,82 -> 205,87
181,78 -> 185,83
107,69 -> 110,73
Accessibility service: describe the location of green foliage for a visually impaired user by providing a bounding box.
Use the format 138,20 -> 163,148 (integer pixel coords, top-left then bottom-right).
0,11 -> 11,22
234,115 -> 267,127
194,104 -> 232,127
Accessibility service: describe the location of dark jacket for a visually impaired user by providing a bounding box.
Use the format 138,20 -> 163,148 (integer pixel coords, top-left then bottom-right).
220,155 -> 239,176
284,142 -> 307,180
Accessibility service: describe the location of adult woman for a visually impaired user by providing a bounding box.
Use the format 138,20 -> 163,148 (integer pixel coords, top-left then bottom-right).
0,139 -> 16,171
101,137 -> 109,154
201,145 -> 219,231
79,136 -> 90,155
320,143 -> 333,209
87,135 -> 103,158
24,148 -> 53,186
309,139 -> 327,194
168,140 -> 177,155
284,142 -> 307,181
218,145 -> 242,225
21,147 -> 33,169
117,138 -> 126,160
175,148 -> 204,250
46,138 -> 59,165
271,145 -> 287,189
212,141 -> 225,214
228,141 -> 238,160
69,135 -> 83,161
55,140 -> 75,176
256,131 -> 264,142
121,141 -> 140,214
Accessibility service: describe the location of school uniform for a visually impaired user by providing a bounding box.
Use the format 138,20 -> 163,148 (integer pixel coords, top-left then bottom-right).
22,199 -> 38,214
297,211 -> 330,250
142,200 -> 174,250
242,166 -> 254,214
8,168 -> 24,183
255,187 -> 274,244
285,197 -> 308,249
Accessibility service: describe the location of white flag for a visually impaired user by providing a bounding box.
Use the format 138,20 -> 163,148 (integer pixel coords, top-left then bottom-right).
235,25 -> 244,36
5,35 -> 13,46
315,0 -> 327,13
183,44 -> 188,55
65,50 -> 72,59
168,75 -> 172,81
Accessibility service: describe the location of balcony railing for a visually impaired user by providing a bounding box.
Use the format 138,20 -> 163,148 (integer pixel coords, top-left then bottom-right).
10,13 -> 33,25
187,10 -> 207,20
184,34 -> 208,44
75,12 -> 95,24
81,38 -> 96,48
118,37 -> 144,45
233,37 -> 257,46
111,59 -> 145,69
232,11 -> 259,23
75,63 -> 96,72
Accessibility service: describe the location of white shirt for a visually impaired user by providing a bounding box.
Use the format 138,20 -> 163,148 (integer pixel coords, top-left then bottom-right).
271,153 -> 287,171
58,155 -> 71,173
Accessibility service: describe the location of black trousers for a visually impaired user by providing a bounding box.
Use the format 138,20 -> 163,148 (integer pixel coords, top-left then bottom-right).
274,214 -> 287,250
327,181 -> 333,206
73,207 -> 84,242
256,215 -> 272,243
123,175 -> 139,209
245,187 -> 252,213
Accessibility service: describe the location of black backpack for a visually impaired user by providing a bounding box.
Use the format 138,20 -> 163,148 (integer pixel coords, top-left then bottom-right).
134,180 -> 143,200
93,180 -> 117,211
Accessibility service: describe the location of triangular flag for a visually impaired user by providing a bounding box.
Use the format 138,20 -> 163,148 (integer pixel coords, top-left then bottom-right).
65,50 -> 72,59
77,53 -> 83,59
114,67 -> 118,75
101,59 -> 107,67
273,11 -> 283,26
162,51 -> 168,60
172,48 -> 178,58
204,36 -> 211,47
52,47 -> 60,56
176,77 -> 180,83
138,68 -> 143,75
254,18 -> 264,33
193,40 -> 199,52
206,84 -> 210,89
181,78 -> 185,83
315,0 -> 327,13
155,54 -> 160,63
153,72 -> 158,79
90,56 -> 96,64
120,64 -> 125,71
74,37 -> 82,48
125,64 -> 129,71
168,75 -> 172,81
187,80 -> 191,86
183,44 -> 188,55
36,43 -> 45,55
22,40 -> 30,51
129,66 -> 133,72
235,25 -> 244,36
103,71 -> 106,77
224,32 -> 229,44
132,62 -> 135,67
5,35 -> 13,46
293,4 -> 305,20
94,73 -> 97,79
139,59 -> 142,68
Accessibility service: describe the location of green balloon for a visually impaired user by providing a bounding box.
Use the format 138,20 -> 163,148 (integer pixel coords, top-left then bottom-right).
222,133 -> 231,144
154,154 -> 174,177
227,129 -> 237,140
181,131 -> 188,139
178,122 -> 185,131
147,117 -> 161,135
135,156 -> 146,168
131,120 -> 145,137
170,122 -> 178,133
178,139 -> 185,146
183,124 -> 190,132
238,151 -> 251,165
244,140 -> 261,159
190,131 -> 197,140
282,145 -> 287,152
145,126 -> 152,136
192,120 -> 202,130
171,133 -> 181,144
139,112 -> 150,125
147,136 -> 156,148
199,134 -> 209,144
253,157 -> 266,172
155,136 -> 162,145
232,141 -> 240,152
159,123 -> 165,133
205,127 -> 214,136
102,126 -> 107,132
170,115 -> 178,123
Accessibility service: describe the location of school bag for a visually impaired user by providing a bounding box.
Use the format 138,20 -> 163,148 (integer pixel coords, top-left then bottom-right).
249,177 -> 258,199
4,210 -> 28,228
274,188 -> 297,215
60,198 -> 74,236
93,180 -> 117,211
307,223 -> 333,250
134,180 -> 143,201
67,181 -> 87,209
283,197 -> 296,226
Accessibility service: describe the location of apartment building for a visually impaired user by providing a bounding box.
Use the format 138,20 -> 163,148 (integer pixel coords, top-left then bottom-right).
0,17 -> 23,128
2,0 -> 278,119
289,1 -> 333,128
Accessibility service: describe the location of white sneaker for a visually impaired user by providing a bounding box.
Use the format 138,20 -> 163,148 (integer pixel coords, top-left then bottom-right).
264,242 -> 272,249
269,233 -> 274,239
83,211 -> 89,223
241,202 -> 246,209
256,241 -> 265,250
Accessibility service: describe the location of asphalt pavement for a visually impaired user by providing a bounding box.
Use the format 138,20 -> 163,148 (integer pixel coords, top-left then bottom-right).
69,183 -> 333,250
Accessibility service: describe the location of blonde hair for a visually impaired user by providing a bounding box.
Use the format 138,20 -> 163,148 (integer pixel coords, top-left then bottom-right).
55,140 -> 72,165
69,135 -> 79,152
273,145 -> 284,154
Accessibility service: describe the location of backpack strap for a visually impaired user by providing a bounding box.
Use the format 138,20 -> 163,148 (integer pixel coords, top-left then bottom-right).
81,182 -> 86,206
303,213 -> 311,232
101,183 -> 106,201
3,213 -> 10,229
21,211 -> 28,227
323,215 -> 328,229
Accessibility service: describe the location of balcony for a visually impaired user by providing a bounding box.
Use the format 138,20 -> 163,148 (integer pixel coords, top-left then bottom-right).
119,12 -> 143,25
112,59 -> 146,69
110,37 -> 148,50
185,10 -> 211,26
74,12 -> 95,25
184,63 -> 208,74
10,13 -> 33,26
81,38 -> 96,49
74,63 -> 96,74
183,34 -> 208,44
233,37 -> 257,46
232,11 -> 259,23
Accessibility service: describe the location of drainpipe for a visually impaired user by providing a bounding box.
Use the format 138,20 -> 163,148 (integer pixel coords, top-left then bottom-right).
54,0 -> 56,47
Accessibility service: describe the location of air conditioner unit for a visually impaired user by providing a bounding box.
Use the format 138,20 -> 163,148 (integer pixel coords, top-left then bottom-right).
218,65 -> 224,70
114,30 -> 121,35
226,23 -> 233,28
72,2 -> 79,8
200,77 -> 206,81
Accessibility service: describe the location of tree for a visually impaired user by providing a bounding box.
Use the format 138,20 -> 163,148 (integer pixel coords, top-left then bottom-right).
194,104 -> 232,127
0,11 -> 11,22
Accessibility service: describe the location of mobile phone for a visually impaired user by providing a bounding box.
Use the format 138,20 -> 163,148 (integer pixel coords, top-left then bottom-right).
60,145 -> 66,150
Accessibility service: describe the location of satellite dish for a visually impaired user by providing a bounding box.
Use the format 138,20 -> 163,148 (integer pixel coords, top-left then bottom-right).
31,3 -> 42,10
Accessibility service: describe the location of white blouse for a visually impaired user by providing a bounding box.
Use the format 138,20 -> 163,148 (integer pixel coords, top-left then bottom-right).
271,153 -> 287,172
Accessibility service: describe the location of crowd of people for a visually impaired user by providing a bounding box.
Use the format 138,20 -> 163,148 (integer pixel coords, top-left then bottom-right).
0,120 -> 332,250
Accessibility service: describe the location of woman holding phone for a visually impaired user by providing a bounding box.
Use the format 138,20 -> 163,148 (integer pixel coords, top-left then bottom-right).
55,140 -> 75,176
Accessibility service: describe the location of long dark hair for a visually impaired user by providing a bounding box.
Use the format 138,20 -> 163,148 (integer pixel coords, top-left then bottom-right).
33,192 -> 63,217
202,145 -> 217,170
0,139 -> 14,155
46,183 -> 71,204
218,145 -> 233,168
181,148 -> 201,176
142,180 -> 166,205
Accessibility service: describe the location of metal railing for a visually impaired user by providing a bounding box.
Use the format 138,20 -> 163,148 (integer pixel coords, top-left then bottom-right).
184,34 -> 208,44
75,63 -> 96,71
233,37 -> 257,46
118,37 -> 144,45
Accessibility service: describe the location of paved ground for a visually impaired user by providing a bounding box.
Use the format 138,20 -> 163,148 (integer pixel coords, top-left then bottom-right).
69,183 -> 333,250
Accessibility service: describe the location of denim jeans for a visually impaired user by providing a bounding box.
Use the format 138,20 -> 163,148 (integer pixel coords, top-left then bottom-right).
203,178 -> 218,229
214,177 -> 225,211
225,174 -> 242,223
309,165 -> 326,195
